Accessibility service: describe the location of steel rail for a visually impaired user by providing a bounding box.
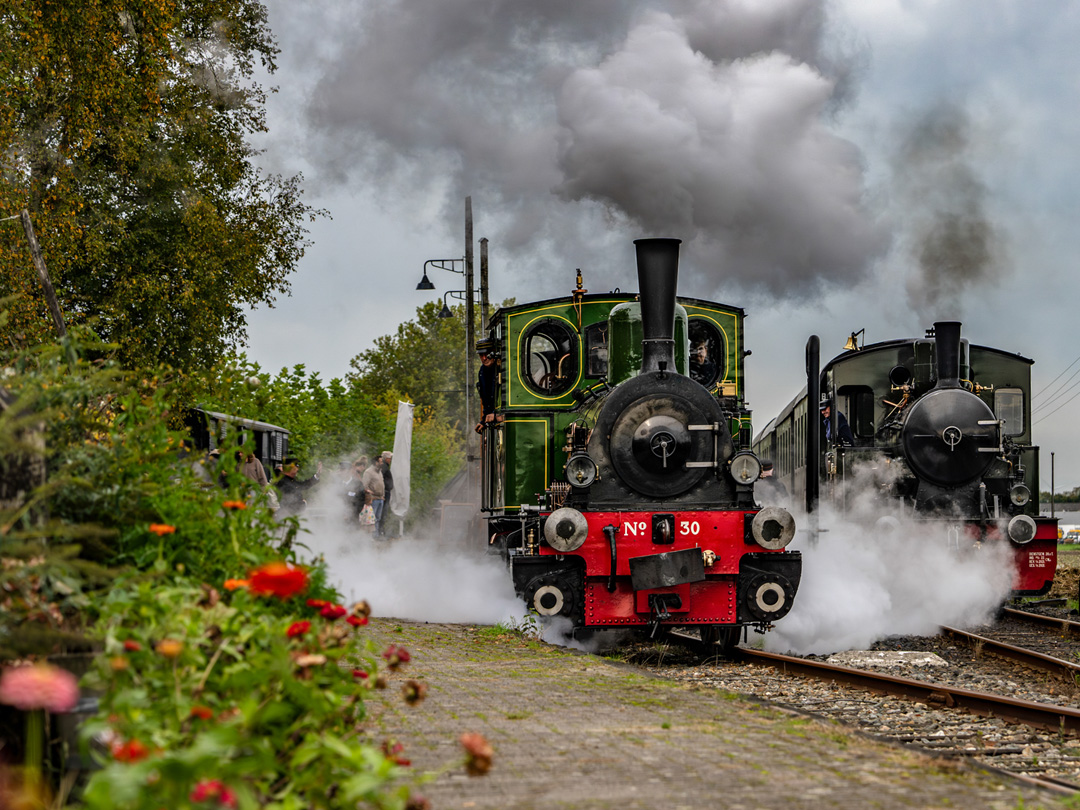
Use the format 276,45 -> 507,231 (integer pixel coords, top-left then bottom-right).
1003,607 -> 1080,638
737,648 -> 1080,735
940,624 -> 1080,680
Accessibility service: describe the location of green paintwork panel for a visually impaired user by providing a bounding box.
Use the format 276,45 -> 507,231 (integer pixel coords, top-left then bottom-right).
607,302 -> 689,383
503,418 -> 550,510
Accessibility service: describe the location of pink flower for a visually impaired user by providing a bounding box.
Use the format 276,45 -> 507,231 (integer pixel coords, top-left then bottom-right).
0,664 -> 79,713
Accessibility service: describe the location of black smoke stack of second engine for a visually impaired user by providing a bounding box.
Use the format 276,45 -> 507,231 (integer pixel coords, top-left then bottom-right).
933,320 -> 962,389
634,238 -> 681,374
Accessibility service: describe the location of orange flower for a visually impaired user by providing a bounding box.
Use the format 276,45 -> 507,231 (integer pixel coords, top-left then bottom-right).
223,578 -> 249,591
248,561 -> 308,599
148,523 -> 176,536
156,639 -> 184,659
222,500 -> 247,511
460,732 -> 493,776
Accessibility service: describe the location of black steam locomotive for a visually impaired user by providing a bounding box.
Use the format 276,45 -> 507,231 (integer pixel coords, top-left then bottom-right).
476,239 -> 801,648
753,323 -> 1056,594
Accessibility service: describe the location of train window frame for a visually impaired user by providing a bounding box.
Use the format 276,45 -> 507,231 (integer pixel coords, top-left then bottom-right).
521,319 -> 579,396
994,388 -> 1024,436
688,319 -> 725,388
584,322 -> 609,378
837,386 -> 875,443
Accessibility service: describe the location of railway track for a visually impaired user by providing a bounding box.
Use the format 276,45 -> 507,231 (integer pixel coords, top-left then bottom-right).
641,626 -> 1080,791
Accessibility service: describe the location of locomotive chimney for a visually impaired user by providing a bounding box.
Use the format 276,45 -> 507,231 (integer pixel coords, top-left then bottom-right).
634,238 -> 681,374
933,320 -> 963,389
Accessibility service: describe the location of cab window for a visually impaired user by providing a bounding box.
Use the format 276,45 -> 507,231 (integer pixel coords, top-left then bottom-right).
994,388 -> 1024,436
523,321 -> 577,395
584,322 -> 609,378
688,320 -> 724,387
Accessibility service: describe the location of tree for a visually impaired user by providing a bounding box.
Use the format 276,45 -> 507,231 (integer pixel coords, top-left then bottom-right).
347,299 -> 513,434
0,0 -> 320,370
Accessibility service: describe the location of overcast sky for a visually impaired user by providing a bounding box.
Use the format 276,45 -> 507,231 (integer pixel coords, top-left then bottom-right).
243,0 -> 1080,495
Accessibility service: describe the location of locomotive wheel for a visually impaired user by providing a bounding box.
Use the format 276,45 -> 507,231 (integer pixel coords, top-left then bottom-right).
700,626 -> 740,655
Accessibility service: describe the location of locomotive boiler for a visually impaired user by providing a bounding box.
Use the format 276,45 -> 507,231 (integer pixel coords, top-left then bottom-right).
753,322 -> 1056,594
477,238 -> 801,648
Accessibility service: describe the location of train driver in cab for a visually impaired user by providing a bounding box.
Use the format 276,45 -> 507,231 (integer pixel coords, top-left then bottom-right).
475,342 -> 500,433
820,399 -> 855,446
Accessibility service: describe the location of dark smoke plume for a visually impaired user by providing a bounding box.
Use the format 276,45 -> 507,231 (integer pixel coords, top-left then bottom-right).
892,102 -> 1006,314
298,0 -> 888,295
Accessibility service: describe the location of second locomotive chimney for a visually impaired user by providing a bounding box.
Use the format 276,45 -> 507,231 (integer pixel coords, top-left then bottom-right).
933,320 -> 962,389
634,238 -> 681,374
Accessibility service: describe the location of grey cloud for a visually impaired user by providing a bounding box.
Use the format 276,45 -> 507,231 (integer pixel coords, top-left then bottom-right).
296,0 -> 886,297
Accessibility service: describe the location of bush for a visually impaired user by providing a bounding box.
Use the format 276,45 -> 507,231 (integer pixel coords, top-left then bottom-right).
78,572 -> 425,809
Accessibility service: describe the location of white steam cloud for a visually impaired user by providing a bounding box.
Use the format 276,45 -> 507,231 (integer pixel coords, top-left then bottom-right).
286,458 -> 523,625
760,463 -> 1015,655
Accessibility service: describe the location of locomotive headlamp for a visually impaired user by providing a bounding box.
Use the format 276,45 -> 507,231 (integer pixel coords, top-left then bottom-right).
543,507 -> 589,552
1007,514 -> 1037,545
728,451 -> 762,484
751,506 -> 796,550
1009,483 -> 1031,507
565,453 -> 598,488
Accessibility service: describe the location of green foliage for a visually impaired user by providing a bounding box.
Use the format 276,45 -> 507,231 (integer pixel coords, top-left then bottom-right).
1043,488 -> 1080,503
79,578 -> 422,809
0,0 -> 322,370
195,353 -> 463,528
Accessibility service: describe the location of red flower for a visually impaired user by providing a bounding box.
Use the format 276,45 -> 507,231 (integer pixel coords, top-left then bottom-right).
352,669 -> 369,680
382,740 -> 411,767
190,779 -> 238,808
305,598 -> 328,609
222,500 -> 247,511
286,620 -> 312,638
346,615 -> 369,627
460,732 -> 494,776
148,523 -> 176,536
190,705 -> 214,720
382,644 -> 411,669
123,640 -> 142,652
320,603 -> 347,620
248,562 -> 308,599
111,738 -> 150,763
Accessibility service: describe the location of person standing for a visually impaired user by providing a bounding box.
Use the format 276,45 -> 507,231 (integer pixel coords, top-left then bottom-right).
275,457 -> 322,516
378,451 -> 394,537
361,455 -> 386,534
475,347 -> 499,433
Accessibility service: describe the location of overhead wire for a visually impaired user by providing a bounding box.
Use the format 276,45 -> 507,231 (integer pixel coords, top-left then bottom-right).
1033,353 -> 1080,403
1033,378 -> 1080,424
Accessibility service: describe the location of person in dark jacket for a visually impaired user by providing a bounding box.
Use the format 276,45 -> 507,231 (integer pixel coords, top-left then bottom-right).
378,451 -> 394,537
475,348 -> 499,433
274,457 -> 322,515
820,401 -> 855,446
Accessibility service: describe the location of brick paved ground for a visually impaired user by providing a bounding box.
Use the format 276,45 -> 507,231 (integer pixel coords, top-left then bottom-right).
362,619 -> 1072,809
